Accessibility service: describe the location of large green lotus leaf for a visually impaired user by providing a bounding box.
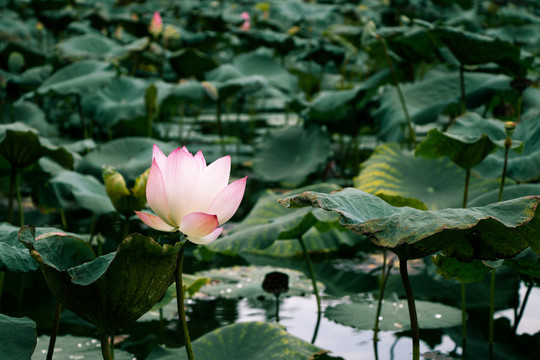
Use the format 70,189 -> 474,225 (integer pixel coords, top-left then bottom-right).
271,0 -> 340,32
11,101 -> 56,137
32,335 -> 132,360
243,226 -> 362,258
0,122 -> 74,169
197,265 -> 323,300
374,69 -> 511,141
147,321 -> 325,360
487,24 -> 540,54
238,29 -> 296,56
232,50 -> 298,95
20,227 -> 181,333
415,113 -> 522,170
469,184 -> 540,207
207,184 -> 340,256
158,80 -> 214,113
77,137 -> 175,182
35,60 -> 115,96
279,188 -> 540,260
0,314 -> 36,360
378,26 -> 437,63
432,254 -> 491,283
326,299 -> 461,331
55,33 -> 128,61
82,76 -> 149,127
474,113 -> 540,182
0,223 -> 87,273
432,27 -> 532,76
252,125 -> 331,186
169,47 -> 218,79
50,170 -> 115,215
355,143 -> 501,210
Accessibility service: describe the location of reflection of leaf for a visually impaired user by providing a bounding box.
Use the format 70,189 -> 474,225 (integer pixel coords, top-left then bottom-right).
325,299 -> 461,331
197,265 -> 323,300
0,314 -> 35,360
355,143 -> 501,209
415,113 -> 522,170
280,188 -> 540,260
253,125 -> 331,186
147,321 -> 325,360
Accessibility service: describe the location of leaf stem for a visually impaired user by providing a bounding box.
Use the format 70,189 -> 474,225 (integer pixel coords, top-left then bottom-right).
374,251 -> 393,360
461,282 -> 467,358
511,277 -> 534,338
297,237 -> 322,317
46,301 -> 62,360
460,63 -> 466,115
462,169 -> 470,209
378,36 -> 416,147
488,269 -> 495,360
498,146 -> 510,202
7,165 -> 16,224
16,170 -> 24,227
398,255 -> 420,360
76,94 -> 88,139
175,243 -> 195,360
100,332 -> 113,360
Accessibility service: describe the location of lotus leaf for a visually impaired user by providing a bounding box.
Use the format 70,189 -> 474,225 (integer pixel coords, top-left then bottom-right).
147,321 -> 326,360
279,188 -> 540,260
32,335 -> 132,360
0,314 -> 36,360
55,33 -> 128,61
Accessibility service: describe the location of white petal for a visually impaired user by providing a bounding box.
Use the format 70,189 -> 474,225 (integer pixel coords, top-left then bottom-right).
152,144 -> 167,168
187,227 -> 223,245
198,155 -> 231,210
146,159 -> 174,226
208,176 -> 247,224
135,211 -> 177,232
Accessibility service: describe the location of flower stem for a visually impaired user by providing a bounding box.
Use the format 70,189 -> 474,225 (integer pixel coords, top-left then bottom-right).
488,269 -> 495,360
498,145 -> 510,202
378,36 -> 416,147
462,169 -> 470,209
460,63 -> 466,115
7,165 -> 16,224
46,301 -> 62,360
461,282 -> 467,358
511,276 -> 534,338
398,255 -> 420,360
374,251 -> 393,360
175,243 -> 195,360
16,170 -> 24,227
100,332 -> 113,360
297,237 -> 322,317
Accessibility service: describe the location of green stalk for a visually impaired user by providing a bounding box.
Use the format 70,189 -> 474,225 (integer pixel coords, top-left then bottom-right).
461,282 -> 467,358
46,301 -> 62,360
374,251 -> 393,360
76,94 -> 88,139
159,308 -> 164,344
175,243 -> 195,360
311,309 -> 322,345
516,93 -> 523,124
274,294 -> 280,322
215,99 -> 225,155
378,36 -> 416,147
462,169 -> 471,209
511,277 -> 534,338
297,237 -> 322,317
497,145 -> 510,202
488,270 -> 495,360
60,208 -> 68,229
7,165 -> 16,224
398,255 -> 420,360
122,216 -> 130,241
460,63 -> 466,115
100,332 -> 113,360
16,171 -> 24,226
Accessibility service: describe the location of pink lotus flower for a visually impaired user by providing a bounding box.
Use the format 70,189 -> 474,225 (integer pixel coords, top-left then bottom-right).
135,145 -> 247,244
149,11 -> 163,36
240,12 -> 251,31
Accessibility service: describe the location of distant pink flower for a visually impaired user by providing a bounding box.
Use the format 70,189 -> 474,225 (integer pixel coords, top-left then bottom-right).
240,12 -> 250,31
135,145 -> 247,244
149,11 -> 163,36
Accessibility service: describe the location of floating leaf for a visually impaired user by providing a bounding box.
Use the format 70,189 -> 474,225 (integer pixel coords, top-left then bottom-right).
0,314 -> 36,360
147,321 -> 326,360
415,113 -> 523,170
325,299 -> 461,331
355,143 -> 501,210
252,125 -> 331,186
197,265 -> 323,300
280,188 -> 540,260
55,33 -> 128,61
32,335 -> 132,360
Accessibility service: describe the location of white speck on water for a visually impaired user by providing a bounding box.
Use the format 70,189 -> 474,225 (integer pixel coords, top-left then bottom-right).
236,283 -> 243,288
435,313 -> 442,319
77,343 -> 82,348
394,322 -> 403,329
226,288 -> 232,293
399,304 -> 404,308
378,316 -> 383,321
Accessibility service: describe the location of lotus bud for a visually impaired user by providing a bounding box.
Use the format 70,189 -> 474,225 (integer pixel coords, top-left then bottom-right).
202,81 -> 219,101
8,52 -> 24,73
149,11 -> 163,37
240,12 -> 251,31
103,166 -> 150,216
